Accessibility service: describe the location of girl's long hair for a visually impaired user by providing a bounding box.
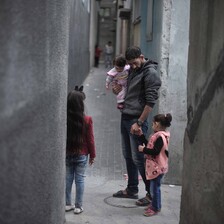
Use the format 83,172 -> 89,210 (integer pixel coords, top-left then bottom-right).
66,90 -> 87,154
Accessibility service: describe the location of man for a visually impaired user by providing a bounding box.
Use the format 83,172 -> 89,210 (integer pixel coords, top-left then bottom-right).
113,46 -> 161,206
104,41 -> 113,68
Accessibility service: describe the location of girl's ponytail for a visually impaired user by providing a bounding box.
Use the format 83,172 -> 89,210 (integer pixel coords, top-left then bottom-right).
154,113 -> 172,127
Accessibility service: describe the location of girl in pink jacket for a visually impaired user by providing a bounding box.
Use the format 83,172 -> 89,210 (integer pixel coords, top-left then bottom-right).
138,113 -> 172,217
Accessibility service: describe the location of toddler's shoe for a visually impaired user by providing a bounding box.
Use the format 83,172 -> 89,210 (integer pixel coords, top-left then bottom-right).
74,207 -> 84,215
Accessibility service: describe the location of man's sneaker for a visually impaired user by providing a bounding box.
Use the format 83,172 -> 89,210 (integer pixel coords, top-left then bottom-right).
65,205 -> 74,212
74,207 -> 84,214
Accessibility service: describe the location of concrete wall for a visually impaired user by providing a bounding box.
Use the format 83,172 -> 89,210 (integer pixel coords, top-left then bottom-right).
180,1 -> 224,223
90,1 -> 100,67
68,0 -> 90,90
158,0 -> 189,184
139,0 -> 163,137
140,0 -> 189,184
0,1 -> 69,223
141,0 -> 163,61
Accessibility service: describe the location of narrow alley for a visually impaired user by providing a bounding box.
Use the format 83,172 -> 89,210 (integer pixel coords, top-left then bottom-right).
1,1 -> 224,224
65,64 -> 181,224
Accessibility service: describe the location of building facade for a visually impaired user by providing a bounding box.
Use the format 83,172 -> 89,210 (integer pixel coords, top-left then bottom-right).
114,0 -> 189,184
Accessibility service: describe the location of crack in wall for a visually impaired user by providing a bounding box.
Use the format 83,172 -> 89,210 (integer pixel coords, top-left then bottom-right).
186,48 -> 224,143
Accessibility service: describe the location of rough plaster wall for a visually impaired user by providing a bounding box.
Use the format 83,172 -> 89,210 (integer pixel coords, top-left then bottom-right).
159,0 -> 172,82
158,0 -> 173,183
68,0 -> 90,90
159,0 -> 189,184
89,1 -> 98,67
0,1 -> 69,223
159,0 -> 190,184
139,0 -> 163,142
180,1 -> 224,223
140,0 -> 163,61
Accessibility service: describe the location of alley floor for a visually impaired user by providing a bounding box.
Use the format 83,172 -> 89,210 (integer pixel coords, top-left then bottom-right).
65,63 -> 182,224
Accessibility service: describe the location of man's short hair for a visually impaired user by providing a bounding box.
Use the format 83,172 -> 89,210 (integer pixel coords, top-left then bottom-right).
125,46 -> 141,60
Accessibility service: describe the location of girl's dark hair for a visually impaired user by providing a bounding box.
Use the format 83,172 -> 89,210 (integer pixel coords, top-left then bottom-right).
125,46 -> 141,60
113,55 -> 126,67
154,113 -> 172,127
66,90 -> 87,154
74,85 -> 86,100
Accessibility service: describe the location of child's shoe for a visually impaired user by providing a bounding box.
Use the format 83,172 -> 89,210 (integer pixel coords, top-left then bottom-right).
143,207 -> 158,217
65,205 -> 74,212
74,207 -> 84,214
144,204 -> 161,212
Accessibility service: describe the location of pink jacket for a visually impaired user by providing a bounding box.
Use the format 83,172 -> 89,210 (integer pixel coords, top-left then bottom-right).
145,131 -> 170,177
106,65 -> 130,86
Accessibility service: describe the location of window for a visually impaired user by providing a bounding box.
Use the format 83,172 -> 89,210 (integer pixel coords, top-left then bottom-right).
99,7 -> 111,17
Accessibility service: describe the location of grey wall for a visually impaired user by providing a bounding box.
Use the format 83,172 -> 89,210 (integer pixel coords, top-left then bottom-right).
68,0 -> 90,90
140,0 -> 163,137
90,1 -> 100,67
180,1 -> 224,223
141,0 -> 163,62
158,0 -> 189,184
98,0 -> 117,62
0,1 -> 69,223
140,0 -> 189,184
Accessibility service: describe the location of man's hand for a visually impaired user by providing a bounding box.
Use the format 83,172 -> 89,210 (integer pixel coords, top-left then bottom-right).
130,123 -> 143,136
112,83 -> 122,95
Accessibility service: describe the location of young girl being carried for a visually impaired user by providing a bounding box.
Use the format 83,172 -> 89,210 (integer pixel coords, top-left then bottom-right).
138,113 -> 172,217
105,55 -> 130,109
